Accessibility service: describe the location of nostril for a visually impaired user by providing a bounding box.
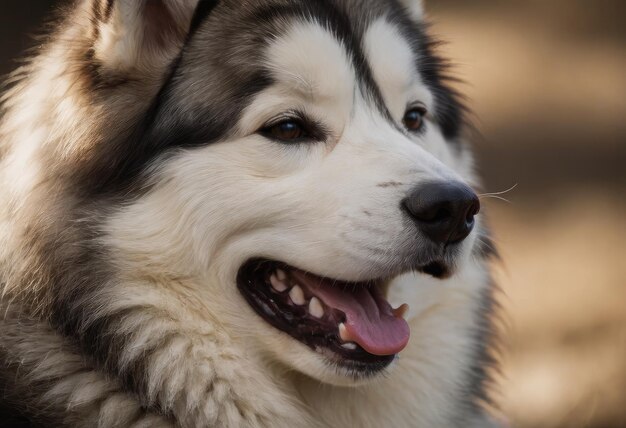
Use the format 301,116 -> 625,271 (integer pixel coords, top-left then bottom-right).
465,198 -> 481,222
416,202 -> 452,223
469,198 -> 481,217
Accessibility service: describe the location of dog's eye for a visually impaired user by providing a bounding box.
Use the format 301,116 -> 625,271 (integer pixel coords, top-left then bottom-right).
264,120 -> 305,141
403,107 -> 426,132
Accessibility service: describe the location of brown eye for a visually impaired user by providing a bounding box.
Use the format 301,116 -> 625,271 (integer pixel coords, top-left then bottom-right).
403,107 -> 426,132
266,120 -> 305,141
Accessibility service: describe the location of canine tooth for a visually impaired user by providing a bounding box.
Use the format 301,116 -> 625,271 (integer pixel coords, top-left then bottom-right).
270,274 -> 288,292
393,303 -> 410,320
289,285 -> 306,305
338,323 -> 350,342
341,342 -> 357,350
276,269 -> 287,281
308,297 -> 324,318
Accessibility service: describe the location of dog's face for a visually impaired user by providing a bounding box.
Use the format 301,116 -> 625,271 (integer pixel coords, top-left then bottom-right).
103,0 -> 483,386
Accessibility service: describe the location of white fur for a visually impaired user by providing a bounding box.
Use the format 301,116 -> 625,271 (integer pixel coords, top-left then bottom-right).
364,18 -> 434,119
0,7 -> 496,428
99,20 -> 494,426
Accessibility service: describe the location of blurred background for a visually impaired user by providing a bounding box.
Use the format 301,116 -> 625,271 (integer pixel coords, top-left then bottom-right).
1,1 -> 624,427
426,1 -> 626,427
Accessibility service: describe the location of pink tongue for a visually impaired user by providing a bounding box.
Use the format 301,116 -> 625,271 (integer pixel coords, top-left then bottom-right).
291,271 -> 410,356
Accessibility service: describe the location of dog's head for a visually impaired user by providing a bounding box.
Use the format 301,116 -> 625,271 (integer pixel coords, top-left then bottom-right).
79,0 -> 487,386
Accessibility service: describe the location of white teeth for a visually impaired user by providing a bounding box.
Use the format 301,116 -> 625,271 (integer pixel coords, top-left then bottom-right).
289,285 -> 306,305
270,274 -> 288,292
276,269 -> 287,281
308,297 -> 324,319
338,323 -> 350,342
341,342 -> 357,350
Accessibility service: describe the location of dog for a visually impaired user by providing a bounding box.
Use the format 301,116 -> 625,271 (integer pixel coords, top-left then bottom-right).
0,0 -> 499,426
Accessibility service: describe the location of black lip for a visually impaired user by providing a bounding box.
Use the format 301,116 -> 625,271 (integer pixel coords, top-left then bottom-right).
418,260 -> 451,278
236,259 -> 395,375
407,240 -> 463,279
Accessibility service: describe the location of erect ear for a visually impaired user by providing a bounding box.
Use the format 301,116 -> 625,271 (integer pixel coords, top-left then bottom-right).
398,0 -> 425,21
92,0 -> 201,73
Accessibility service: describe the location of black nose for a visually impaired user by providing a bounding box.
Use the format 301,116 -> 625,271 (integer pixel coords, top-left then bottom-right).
402,181 -> 480,245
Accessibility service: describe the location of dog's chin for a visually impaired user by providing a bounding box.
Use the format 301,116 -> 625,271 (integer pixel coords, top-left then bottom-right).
267,334 -> 400,387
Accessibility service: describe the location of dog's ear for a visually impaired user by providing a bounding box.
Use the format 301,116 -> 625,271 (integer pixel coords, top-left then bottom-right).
398,0 -> 425,21
92,0 -> 203,73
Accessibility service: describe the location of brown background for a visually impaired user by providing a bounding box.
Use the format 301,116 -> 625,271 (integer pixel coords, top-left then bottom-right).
1,1 -> 624,427
428,1 -> 626,427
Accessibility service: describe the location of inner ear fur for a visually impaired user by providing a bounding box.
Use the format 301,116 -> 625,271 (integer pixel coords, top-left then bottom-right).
92,0 -> 200,74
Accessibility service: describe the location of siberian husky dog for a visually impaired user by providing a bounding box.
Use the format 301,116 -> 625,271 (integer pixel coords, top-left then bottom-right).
0,0 -> 499,427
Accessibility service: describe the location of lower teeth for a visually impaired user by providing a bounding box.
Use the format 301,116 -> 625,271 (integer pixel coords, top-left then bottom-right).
341,342 -> 357,350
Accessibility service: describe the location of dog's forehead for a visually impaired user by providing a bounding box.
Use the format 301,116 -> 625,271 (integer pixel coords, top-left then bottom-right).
263,21 -> 356,104
186,0 -> 422,111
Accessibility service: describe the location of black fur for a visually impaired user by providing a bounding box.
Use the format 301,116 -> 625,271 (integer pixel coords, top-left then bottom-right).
188,0 -> 221,36
388,4 -> 467,142
454,284 -> 501,424
0,401 -> 36,428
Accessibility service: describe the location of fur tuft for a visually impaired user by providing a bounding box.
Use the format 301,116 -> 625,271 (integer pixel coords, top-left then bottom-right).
92,0 -> 200,74
397,0 -> 425,21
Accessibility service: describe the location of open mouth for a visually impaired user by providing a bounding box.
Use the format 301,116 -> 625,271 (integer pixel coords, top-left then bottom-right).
237,259 -> 410,374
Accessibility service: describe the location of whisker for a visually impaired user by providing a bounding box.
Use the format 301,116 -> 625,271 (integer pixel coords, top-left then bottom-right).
479,195 -> 511,204
478,183 -> 518,197
478,183 -> 518,204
